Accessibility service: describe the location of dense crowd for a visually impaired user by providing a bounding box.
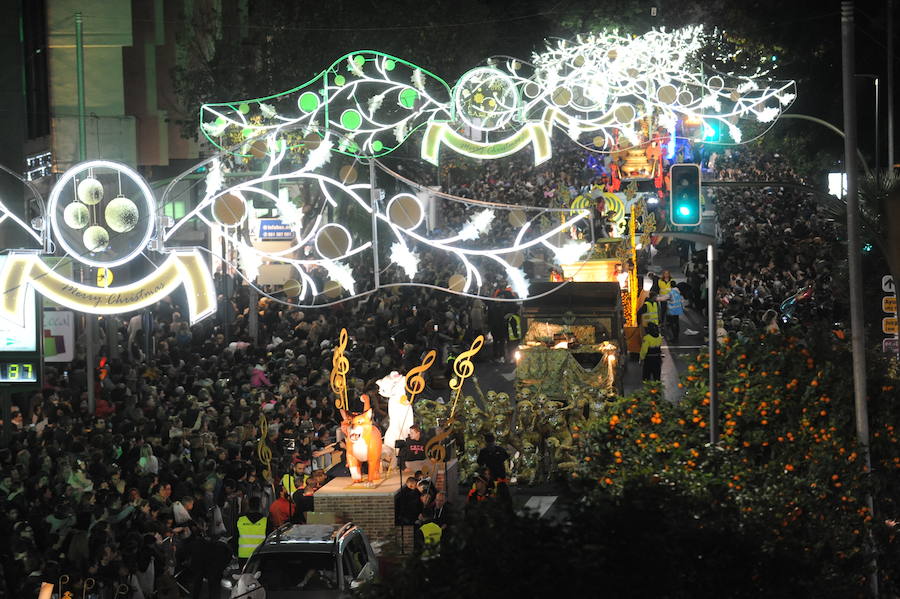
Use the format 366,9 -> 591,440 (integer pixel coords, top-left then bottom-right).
0,272 -> 526,598
0,130 -> 837,598
708,149 -> 841,338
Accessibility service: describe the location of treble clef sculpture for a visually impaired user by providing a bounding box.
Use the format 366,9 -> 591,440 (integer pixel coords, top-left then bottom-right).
404,349 -> 436,406
448,335 -> 483,419
423,335 -> 484,471
330,328 -> 350,411
424,422 -> 452,465
257,412 -> 273,482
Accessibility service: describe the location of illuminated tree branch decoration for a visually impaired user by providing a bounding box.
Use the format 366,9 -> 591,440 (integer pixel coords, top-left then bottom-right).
0,28 -> 797,321
200,27 -> 796,165
157,125 -> 595,306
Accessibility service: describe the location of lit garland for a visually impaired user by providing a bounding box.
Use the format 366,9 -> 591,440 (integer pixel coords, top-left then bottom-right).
199,27 -> 796,165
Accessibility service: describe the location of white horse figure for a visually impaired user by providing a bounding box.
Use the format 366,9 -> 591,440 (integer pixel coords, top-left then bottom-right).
377,370 -> 413,458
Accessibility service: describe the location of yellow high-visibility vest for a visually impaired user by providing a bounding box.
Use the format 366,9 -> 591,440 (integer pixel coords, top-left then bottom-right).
281,472 -> 308,497
506,314 -> 522,341
420,521 -> 442,546
237,516 -> 267,558
643,301 -> 659,325
658,279 -> 673,295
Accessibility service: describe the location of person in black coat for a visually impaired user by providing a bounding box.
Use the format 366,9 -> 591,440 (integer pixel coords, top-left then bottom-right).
179,525 -> 233,599
395,477 -> 422,525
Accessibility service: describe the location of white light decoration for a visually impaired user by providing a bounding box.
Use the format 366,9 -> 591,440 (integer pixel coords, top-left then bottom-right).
0,32 -> 798,320
77,177 -> 104,205
104,196 -> 139,233
458,208 -> 495,240
505,266 -> 530,298
323,260 -> 355,295
199,30 -> 794,165
390,241 -> 419,280
237,242 -> 262,282
82,225 -> 109,253
47,160 -> 156,268
552,240 -> 592,265
63,202 -> 89,230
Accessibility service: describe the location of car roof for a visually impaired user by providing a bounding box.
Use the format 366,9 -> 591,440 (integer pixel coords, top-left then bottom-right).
257,523 -> 356,553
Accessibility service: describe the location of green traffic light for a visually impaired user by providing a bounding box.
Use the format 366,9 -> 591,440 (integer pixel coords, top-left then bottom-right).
669,164 -> 701,226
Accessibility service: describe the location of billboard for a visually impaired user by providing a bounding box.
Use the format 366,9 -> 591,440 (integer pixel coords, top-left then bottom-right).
43,310 -> 75,362
0,256 -> 37,352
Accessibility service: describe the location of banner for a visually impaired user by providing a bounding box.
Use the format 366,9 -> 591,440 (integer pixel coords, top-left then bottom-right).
43,310 -> 75,362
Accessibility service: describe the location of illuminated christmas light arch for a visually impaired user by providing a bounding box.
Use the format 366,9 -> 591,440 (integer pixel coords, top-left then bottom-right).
0,27 -> 797,321
200,27 -> 796,165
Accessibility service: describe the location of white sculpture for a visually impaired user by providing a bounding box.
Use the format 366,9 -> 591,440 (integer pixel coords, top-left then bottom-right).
377,370 -> 413,454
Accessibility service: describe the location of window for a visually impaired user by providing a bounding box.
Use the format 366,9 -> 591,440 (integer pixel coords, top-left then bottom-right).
163,200 -> 186,220
246,552 -> 337,593
342,535 -> 369,581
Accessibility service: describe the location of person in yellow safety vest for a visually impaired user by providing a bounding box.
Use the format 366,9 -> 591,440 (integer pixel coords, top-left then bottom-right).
657,270 -> 674,325
639,322 -> 663,381
236,496 -> 268,559
281,456 -> 310,497
505,312 -> 521,342
640,293 -> 660,328
419,520 -> 442,553
504,312 -> 522,363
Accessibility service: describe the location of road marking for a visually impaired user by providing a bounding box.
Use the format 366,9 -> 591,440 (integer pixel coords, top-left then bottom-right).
522,495 -> 557,518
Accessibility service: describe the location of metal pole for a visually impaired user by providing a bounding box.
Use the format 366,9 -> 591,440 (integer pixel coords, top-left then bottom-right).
76,12 -> 95,415
889,0 -> 895,170
875,78 -> 880,171
707,243 -> 718,444
842,4 -> 878,596
75,12 -> 86,162
778,114 -> 871,176
369,160 -> 381,290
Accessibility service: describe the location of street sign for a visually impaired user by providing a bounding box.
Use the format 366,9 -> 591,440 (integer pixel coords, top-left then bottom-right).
884,275 -> 896,293
883,317 -> 898,335
884,296 -> 898,314
258,218 -> 294,240
884,338 -> 899,354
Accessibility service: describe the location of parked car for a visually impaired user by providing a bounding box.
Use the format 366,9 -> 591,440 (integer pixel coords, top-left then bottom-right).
222,523 -> 378,598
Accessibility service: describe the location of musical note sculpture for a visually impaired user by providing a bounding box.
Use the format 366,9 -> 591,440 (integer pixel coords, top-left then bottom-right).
377,349 -> 436,457
257,412 -> 273,483
424,335 -> 484,468
330,328 -> 350,411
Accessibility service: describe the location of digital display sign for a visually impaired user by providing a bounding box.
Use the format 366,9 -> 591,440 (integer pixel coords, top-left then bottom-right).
0,362 -> 38,383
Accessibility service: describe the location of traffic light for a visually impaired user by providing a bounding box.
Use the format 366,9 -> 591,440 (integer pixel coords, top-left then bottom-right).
669,163 -> 702,226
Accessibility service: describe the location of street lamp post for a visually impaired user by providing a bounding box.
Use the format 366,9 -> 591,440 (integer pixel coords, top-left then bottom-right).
855,74 -> 879,170
842,3 -> 878,597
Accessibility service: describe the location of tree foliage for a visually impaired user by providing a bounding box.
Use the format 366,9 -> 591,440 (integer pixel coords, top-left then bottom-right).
570,329 -> 900,595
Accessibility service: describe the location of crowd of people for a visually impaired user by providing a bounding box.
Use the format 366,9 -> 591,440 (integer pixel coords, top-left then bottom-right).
709,149 -> 841,339
0,269 -> 528,598
0,124 -> 840,597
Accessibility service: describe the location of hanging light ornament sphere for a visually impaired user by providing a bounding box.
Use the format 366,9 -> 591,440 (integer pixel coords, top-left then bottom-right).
83,225 -> 110,253
105,196 -> 139,233
77,177 -> 104,205
63,202 -> 90,230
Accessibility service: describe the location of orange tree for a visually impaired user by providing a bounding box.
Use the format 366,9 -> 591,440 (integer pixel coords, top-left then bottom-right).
570,328 -> 900,596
